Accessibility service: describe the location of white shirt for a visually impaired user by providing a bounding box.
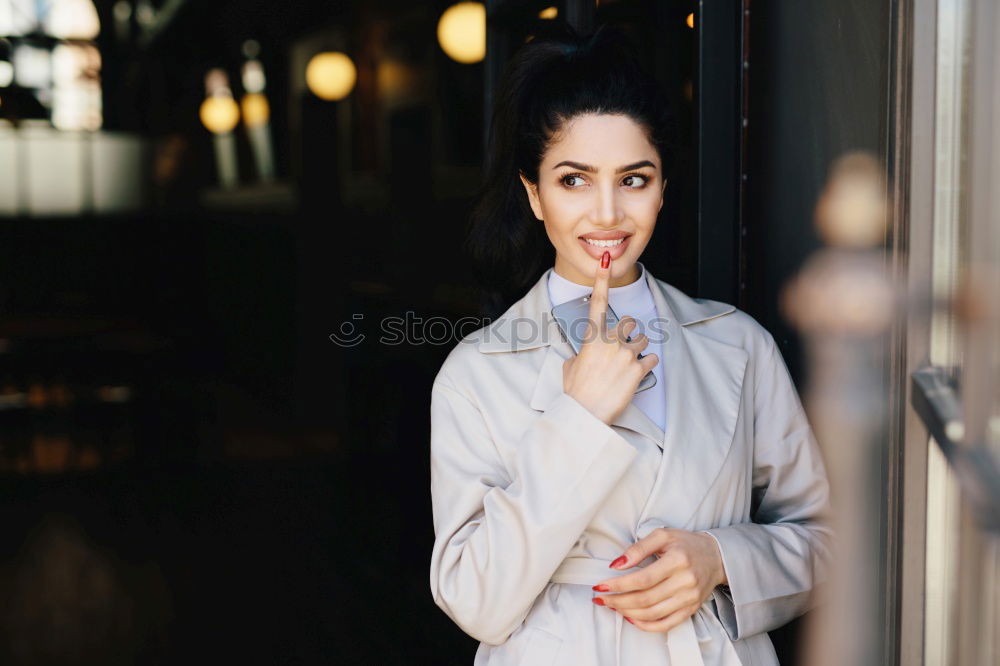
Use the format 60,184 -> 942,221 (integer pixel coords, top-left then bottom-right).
547,261 -> 666,433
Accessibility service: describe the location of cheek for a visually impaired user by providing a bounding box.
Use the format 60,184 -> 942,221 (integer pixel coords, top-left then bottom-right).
541,218 -> 577,250
539,188 -> 577,213
537,192 -> 581,236
625,194 -> 662,229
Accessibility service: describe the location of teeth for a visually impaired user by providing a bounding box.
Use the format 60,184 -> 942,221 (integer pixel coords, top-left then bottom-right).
584,237 -> 625,247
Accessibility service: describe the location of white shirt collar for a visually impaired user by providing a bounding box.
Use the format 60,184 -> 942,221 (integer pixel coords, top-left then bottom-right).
547,261 -> 653,318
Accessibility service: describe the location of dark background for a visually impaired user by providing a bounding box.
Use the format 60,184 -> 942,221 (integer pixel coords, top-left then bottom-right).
0,0 -> 890,663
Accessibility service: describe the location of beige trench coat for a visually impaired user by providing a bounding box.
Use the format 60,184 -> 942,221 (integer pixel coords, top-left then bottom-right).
429,266 -> 832,665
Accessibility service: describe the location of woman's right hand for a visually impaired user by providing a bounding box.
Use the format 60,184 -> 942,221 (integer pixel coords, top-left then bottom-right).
562,252 -> 660,425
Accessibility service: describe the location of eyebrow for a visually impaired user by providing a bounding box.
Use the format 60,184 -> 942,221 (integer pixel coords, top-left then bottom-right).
552,159 -> 657,173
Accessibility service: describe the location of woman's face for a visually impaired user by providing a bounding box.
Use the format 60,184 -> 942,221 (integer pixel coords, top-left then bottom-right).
520,113 -> 667,287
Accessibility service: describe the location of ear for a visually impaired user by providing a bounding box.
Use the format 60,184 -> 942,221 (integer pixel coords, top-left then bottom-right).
519,171 -> 544,221
658,178 -> 668,212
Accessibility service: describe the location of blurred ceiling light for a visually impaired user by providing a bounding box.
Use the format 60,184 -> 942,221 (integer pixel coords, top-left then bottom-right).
201,68 -> 240,134
241,92 -> 269,128
539,7 -> 558,19
305,51 -> 356,101
112,0 -> 131,40
44,0 -> 101,40
200,95 -> 239,134
201,69 -> 240,187
242,39 -> 261,60
112,1 -> 131,23
135,0 -> 155,28
204,68 -> 230,97
242,60 -> 266,94
0,61 -> 12,87
376,59 -> 413,99
686,13 -> 695,29
437,2 -> 485,64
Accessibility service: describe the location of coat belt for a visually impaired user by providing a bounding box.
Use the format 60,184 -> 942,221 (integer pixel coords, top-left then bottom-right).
550,555 -> 733,666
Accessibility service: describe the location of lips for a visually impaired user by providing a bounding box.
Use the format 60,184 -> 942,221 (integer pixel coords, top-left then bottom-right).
580,231 -> 631,241
578,232 -> 633,261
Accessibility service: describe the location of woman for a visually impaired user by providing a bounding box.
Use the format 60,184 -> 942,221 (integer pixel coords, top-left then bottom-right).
429,26 -> 832,666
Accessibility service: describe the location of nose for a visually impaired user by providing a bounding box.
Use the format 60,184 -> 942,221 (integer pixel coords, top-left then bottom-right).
591,179 -> 624,227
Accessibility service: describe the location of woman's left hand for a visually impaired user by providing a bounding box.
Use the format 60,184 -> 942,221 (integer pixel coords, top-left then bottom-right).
591,528 -> 728,633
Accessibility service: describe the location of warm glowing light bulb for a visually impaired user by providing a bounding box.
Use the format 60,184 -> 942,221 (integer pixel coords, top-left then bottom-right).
305,52 -> 357,101
200,95 -> 240,134
686,13 -> 695,29
241,93 -> 269,128
539,7 -> 557,20
437,2 -> 485,64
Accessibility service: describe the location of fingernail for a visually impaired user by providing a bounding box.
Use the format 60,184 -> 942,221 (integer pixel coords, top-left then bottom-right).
625,617 -> 635,625
592,584 -> 610,592
609,556 -> 627,569
601,251 -> 610,269
592,597 -> 606,606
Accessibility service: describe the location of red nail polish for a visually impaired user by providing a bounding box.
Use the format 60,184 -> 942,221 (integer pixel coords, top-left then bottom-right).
592,584 -> 610,592
625,617 -> 635,625
601,251 -> 610,269
592,597 -> 606,606
609,556 -> 627,569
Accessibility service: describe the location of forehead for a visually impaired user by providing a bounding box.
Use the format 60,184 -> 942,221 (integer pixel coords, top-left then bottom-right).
543,113 -> 658,166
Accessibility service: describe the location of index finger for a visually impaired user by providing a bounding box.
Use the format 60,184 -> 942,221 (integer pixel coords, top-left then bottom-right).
593,556 -> 675,594
586,251 -> 611,342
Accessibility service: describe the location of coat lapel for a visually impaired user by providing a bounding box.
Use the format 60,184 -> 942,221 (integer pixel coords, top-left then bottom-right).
638,279 -> 749,531
478,265 -> 749,530
528,342 -> 667,449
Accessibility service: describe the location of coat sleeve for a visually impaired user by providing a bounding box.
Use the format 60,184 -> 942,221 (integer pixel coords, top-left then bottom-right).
429,373 -> 638,645
702,330 -> 834,641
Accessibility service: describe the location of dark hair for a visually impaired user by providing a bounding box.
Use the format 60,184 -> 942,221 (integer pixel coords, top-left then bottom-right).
464,23 -> 677,319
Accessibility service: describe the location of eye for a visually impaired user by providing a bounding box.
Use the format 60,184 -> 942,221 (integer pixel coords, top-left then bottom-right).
561,174 -> 587,188
622,173 -> 649,188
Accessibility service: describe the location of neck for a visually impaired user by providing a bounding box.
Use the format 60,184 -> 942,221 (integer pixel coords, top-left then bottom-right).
553,257 -> 641,287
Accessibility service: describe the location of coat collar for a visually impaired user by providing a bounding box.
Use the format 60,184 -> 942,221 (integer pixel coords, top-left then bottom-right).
475,265 -> 736,354
475,265 -> 748,530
